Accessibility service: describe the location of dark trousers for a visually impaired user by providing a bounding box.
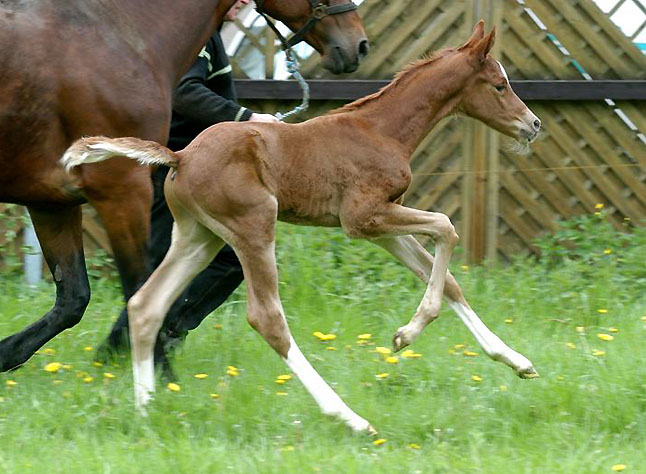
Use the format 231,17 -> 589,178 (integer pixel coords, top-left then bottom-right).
104,166 -> 244,349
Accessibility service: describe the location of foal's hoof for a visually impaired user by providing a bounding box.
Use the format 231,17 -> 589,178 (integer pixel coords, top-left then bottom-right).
392,329 -> 410,353
516,366 -> 539,379
366,424 -> 378,436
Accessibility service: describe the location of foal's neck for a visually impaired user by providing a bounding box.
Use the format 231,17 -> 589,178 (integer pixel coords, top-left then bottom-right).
353,54 -> 471,157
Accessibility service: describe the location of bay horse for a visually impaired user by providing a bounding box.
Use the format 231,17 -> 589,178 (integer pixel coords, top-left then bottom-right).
0,0 -> 367,372
62,22 -> 540,433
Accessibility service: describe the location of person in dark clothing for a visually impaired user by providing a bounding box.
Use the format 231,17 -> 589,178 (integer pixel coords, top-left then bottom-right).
99,0 -> 278,358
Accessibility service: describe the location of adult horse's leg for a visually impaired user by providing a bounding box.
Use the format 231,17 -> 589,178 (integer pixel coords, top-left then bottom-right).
212,202 -> 374,434
371,234 -> 537,378
81,162 -> 176,378
0,205 -> 90,371
128,211 -> 223,408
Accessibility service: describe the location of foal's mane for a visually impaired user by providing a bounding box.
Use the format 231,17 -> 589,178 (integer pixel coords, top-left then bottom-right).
328,48 -> 455,115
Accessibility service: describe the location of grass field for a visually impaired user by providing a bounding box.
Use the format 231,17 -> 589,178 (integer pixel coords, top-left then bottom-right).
1,220 -> 645,473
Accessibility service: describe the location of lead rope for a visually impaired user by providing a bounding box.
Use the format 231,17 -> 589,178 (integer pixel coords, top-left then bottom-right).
274,49 -> 310,121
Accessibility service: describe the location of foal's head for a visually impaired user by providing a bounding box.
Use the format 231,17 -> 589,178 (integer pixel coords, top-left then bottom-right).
456,21 -> 541,147
259,0 -> 369,74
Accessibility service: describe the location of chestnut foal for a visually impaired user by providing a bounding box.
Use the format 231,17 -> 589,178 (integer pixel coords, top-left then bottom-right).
63,22 -> 540,433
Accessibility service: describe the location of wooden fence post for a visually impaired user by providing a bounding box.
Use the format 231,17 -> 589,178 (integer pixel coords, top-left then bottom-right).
462,0 -> 502,264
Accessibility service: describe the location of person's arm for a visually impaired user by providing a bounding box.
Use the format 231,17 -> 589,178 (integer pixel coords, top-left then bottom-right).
172,53 -> 251,125
173,43 -> 278,125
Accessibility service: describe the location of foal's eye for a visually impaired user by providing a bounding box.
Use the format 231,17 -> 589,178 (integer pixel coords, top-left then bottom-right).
495,84 -> 507,92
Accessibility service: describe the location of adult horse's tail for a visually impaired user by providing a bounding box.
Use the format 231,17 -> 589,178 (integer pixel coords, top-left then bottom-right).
61,136 -> 178,172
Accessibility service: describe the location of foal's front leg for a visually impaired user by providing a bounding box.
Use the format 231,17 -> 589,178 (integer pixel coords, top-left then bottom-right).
372,235 -> 537,378
342,203 -> 458,352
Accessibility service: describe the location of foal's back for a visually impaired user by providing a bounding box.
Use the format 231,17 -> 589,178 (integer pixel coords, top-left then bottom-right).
174,114 -> 412,228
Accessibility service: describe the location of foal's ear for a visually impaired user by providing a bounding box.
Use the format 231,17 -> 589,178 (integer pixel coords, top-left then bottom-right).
459,20 -> 486,51
471,27 -> 496,63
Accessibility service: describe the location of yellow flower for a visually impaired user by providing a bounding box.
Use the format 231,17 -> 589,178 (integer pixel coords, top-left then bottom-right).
603,249 -> 612,255
194,373 -> 208,379
611,465 -> 626,472
53,380 -> 62,385
463,351 -> 478,357
357,334 -> 372,340
597,309 -> 608,314
499,385 -> 508,391
454,344 -> 466,349
461,265 -> 469,271
597,333 -> 614,341
83,376 -> 94,383
505,318 -> 513,324
92,361 -> 103,368
609,327 -> 619,333
408,443 -> 420,449
210,393 -> 220,399
282,445 -> 295,452
592,350 -> 606,357
447,349 -> 456,355
104,372 -> 116,379
44,362 -> 62,373
325,347 -> 337,351
595,203 -> 604,210
6,380 -> 17,387
62,364 -> 72,370
401,349 -> 422,359
276,392 -> 288,396
385,356 -> 399,364
167,382 -> 181,392
642,316 -> 646,322
312,331 -> 325,339
472,375 -> 483,382
226,368 -> 240,377
373,438 -> 387,446
576,326 -> 585,333
276,374 -> 292,381
313,332 -> 336,341
566,342 -> 577,350
376,373 -> 389,379
83,346 -> 93,352
214,324 -> 223,330
375,346 -> 391,355
43,348 -> 55,355
275,379 -> 286,384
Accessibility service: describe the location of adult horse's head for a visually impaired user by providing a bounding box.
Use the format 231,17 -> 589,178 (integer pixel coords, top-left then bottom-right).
456,21 -> 541,149
257,0 -> 369,74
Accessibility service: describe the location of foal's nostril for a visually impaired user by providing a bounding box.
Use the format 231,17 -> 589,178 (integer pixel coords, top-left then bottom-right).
358,39 -> 370,59
533,119 -> 541,131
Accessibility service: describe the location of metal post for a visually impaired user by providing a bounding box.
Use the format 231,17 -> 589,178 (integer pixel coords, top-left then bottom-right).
24,211 -> 42,286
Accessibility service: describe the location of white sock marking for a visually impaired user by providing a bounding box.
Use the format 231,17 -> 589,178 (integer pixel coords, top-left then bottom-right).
448,301 -> 534,374
284,337 -> 370,432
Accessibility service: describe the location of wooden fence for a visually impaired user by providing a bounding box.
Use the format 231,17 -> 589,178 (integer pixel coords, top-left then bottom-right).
2,0 -> 645,270
230,0 -> 646,263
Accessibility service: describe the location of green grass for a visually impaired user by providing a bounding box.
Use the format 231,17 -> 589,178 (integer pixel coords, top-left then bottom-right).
1,223 -> 645,473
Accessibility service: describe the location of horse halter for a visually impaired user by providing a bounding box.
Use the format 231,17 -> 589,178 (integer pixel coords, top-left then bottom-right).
255,0 -> 358,50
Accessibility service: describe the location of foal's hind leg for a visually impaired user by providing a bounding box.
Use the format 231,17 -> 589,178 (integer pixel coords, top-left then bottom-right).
128,211 -> 223,410
372,235 -> 537,378
216,204 -> 374,433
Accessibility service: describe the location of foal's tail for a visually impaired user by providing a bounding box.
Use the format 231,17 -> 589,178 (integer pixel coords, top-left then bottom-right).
61,136 -> 178,173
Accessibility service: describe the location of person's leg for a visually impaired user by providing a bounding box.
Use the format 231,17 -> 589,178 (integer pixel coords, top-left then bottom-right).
159,244 -> 244,346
